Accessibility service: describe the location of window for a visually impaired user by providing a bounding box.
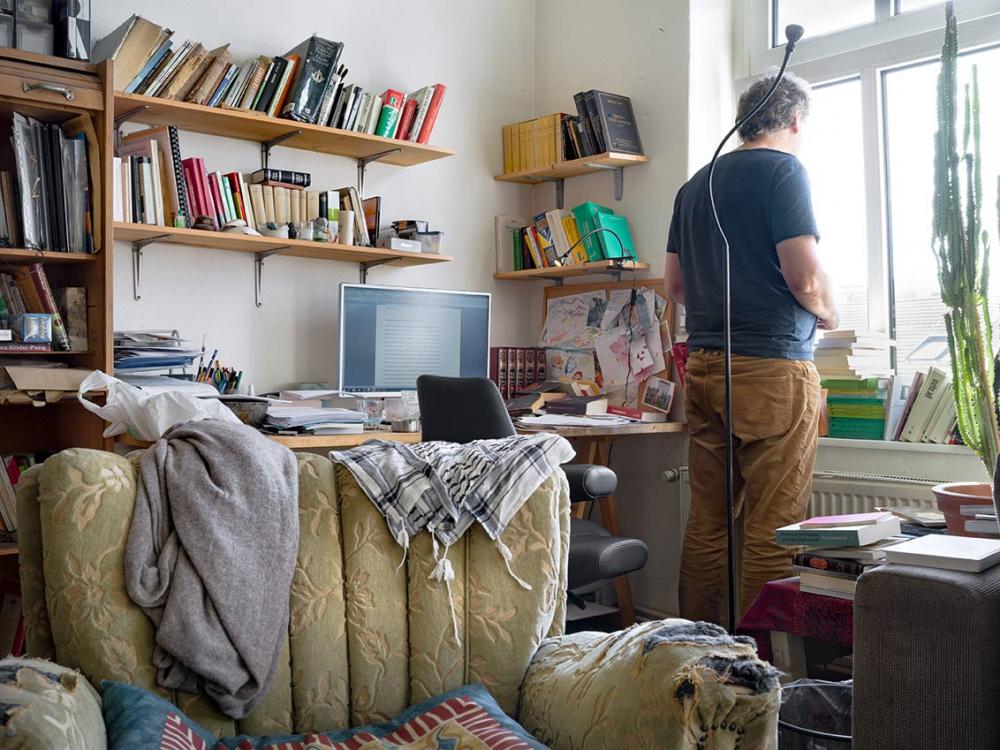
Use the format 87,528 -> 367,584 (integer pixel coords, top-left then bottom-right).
884,44 -> 1000,378
895,0 -> 944,13
797,78 -> 869,331
774,0 -> 875,45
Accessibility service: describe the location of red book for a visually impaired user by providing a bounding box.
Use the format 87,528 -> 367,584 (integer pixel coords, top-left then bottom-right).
204,169 -> 225,227
396,97 -> 418,140
416,83 -> 446,144
193,158 -> 217,227
182,158 -> 207,220
3,457 -> 20,488
25,264 -> 70,351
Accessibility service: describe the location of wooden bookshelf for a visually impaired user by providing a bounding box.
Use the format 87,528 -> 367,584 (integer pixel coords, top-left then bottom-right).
0,248 -> 97,264
494,152 -> 647,184
494,260 -> 649,282
114,92 -> 454,166
115,223 -> 452,267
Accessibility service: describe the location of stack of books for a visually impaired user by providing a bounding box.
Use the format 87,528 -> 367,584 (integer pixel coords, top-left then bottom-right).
494,202 -> 635,273
822,377 -> 890,440
264,406 -> 366,436
488,347 -> 547,400
500,90 -> 643,172
0,265 -> 83,353
885,534 -> 1000,572
886,366 -> 957,444
776,511 -> 904,600
95,16 -> 446,141
814,330 -> 892,380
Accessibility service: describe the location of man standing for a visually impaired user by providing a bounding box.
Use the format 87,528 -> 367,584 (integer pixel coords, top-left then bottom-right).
663,74 -> 838,628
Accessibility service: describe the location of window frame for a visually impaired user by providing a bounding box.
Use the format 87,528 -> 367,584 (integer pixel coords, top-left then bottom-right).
735,0 -> 1000,337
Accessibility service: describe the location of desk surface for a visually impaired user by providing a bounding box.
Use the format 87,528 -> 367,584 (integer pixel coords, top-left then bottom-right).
516,421 -> 687,438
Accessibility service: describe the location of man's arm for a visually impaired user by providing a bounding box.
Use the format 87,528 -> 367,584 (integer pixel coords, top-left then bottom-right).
663,251 -> 685,305
776,235 -> 839,329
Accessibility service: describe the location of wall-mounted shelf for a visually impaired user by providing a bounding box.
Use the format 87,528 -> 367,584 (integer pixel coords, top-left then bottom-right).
0,248 -> 98,264
0,350 -> 92,356
494,259 -> 649,284
494,152 -> 648,208
114,222 -> 452,304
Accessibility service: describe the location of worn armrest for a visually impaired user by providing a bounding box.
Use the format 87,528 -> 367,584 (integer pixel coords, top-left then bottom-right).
562,464 -> 617,503
0,657 -> 106,749
518,620 -> 780,749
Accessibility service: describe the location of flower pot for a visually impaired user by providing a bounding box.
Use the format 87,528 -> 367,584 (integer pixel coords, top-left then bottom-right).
932,482 -> 997,538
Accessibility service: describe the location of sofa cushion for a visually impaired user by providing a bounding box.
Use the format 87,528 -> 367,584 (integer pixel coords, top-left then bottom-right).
103,680 -> 547,749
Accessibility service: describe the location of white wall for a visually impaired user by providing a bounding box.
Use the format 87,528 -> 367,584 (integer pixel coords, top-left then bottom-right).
102,0 -> 540,392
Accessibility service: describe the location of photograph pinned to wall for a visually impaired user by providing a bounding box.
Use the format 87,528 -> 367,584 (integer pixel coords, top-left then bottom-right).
539,290 -> 607,349
546,348 -> 597,382
642,375 -> 676,414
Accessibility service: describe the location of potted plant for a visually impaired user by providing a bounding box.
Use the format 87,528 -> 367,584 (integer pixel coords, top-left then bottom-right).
930,2 -> 1000,533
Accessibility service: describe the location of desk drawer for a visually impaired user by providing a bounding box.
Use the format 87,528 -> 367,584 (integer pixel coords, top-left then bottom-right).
0,61 -> 103,111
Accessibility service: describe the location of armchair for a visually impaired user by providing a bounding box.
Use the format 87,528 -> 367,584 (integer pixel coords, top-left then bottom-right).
7,445 -> 779,749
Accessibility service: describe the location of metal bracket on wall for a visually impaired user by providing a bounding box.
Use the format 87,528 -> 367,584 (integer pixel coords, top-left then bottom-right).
583,163 -> 625,201
260,131 -> 302,171
114,105 -> 150,152
359,258 -> 394,284
254,246 -> 292,307
130,235 -> 169,301
356,148 -> 402,195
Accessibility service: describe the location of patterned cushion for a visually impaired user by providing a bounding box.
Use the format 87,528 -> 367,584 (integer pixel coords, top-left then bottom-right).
103,680 -> 547,749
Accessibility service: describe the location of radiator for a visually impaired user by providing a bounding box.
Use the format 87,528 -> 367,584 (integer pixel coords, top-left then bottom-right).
669,468 -> 941,528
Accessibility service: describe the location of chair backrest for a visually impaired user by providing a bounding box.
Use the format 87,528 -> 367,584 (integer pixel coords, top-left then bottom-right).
417,375 -> 516,443
16,448 -> 569,737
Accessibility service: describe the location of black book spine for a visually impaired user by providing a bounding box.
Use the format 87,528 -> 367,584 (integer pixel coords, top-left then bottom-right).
572,92 -> 598,156
793,552 -> 865,578
593,91 -> 644,155
251,169 -> 311,187
254,57 -> 288,113
167,126 -> 190,222
129,155 -> 141,223
282,36 -> 344,124
582,90 -> 607,153
50,125 -> 68,253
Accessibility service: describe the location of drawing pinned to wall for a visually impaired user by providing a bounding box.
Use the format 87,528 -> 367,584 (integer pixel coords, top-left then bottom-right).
546,348 -> 597,381
539,290 -> 607,349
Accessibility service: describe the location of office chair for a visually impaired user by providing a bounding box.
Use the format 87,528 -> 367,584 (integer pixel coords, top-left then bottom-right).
416,375 -> 649,626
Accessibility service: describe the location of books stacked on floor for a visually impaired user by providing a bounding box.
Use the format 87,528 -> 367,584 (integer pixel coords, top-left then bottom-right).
4,112 -> 95,253
500,90 -> 642,173
95,16 -> 446,141
113,330 -> 200,372
488,347 -> 547,399
822,377 -> 891,440
494,202 -> 635,273
0,265 -> 83,352
886,366 -> 958,444
263,406 -> 366,436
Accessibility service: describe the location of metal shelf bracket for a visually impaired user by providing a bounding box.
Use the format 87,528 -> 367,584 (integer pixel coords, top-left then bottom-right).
254,246 -> 292,307
114,104 -> 151,151
356,148 -> 402,195
130,235 -> 169,301
583,163 -> 625,201
260,131 -> 302,171
359,258 -> 394,284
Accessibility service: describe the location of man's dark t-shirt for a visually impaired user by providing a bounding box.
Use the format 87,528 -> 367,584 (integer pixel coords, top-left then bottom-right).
666,148 -> 819,361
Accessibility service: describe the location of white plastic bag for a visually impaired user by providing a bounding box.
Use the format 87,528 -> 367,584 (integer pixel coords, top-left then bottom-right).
77,370 -> 241,441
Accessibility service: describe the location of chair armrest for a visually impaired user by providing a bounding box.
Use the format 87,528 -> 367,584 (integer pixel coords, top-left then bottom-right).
562,464 -> 617,503
518,620 -> 780,749
0,657 -> 106,749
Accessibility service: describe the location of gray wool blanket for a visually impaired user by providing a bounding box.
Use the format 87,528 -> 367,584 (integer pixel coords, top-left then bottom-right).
124,418 -> 299,719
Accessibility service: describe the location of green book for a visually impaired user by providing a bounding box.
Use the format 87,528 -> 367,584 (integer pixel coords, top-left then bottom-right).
593,212 -> 635,259
571,201 -> 614,261
512,229 -> 522,271
821,377 -> 887,391
374,103 -> 400,138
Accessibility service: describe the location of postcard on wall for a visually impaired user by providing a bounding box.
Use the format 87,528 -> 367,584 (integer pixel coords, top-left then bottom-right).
539,290 -> 607,349
546,348 -> 597,382
642,376 -> 676,414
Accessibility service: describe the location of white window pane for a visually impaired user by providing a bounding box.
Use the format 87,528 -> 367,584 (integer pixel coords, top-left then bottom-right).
884,46 -> 1000,381
798,78 -> 869,331
776,0 -> 875,44
895,0 -> 943,13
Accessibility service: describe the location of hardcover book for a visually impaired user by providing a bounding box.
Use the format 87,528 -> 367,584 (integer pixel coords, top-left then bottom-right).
591,90 -> 644,155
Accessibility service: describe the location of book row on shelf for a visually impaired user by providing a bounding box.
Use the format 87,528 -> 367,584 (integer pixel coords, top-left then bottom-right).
501,90 -> 643,173
97,15 -> 446,142
0,265 -> 86,353
0,454 -> 30,535
816,330 -> 958,445
494,203 -> 635,273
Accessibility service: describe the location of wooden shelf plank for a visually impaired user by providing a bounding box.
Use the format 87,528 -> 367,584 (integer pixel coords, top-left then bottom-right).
0,248 -> 97,264
0,350 -> 92,355
494,260 -> 649,281
0,546 -> 18,557
113,223 -> 452,266
494,152 -> 648,184
114,92 -> 454,166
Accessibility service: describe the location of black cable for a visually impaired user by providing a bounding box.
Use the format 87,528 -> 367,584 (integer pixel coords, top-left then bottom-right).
707,30 -> 801,632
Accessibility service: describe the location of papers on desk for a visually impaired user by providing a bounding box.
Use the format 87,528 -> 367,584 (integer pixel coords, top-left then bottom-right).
114,330 -> 200,372
517,414 -> 634,428
265,406 -> 366,429
278,389 -> 345,401
118,374 -> 220,397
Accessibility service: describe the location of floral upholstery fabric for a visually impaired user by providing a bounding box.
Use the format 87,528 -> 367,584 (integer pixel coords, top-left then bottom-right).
15,448 -> 780,749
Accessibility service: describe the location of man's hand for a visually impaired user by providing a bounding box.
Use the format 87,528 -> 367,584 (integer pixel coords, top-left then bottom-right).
818,311 -> 840,331
776,235 -> 838,326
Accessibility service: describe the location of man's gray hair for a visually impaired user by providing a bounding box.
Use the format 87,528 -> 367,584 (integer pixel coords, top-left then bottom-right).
736,73 -> 811,142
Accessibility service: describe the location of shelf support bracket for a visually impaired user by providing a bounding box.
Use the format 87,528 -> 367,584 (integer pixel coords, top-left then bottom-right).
130,235 -> 169,301
583,163 -> 625,201
531,177 -> 565,209
114,105 -> 151,152
359,258 -> 394,284
260,131 -> 302,171
356,148 -> 403,195
254,246 -> 292,307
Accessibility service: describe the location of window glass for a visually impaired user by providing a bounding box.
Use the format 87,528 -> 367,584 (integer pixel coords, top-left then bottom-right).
797,77 -> 869,331
774,0 -> 876,45
883,46 -> 1000,379
895,0 -> 943,13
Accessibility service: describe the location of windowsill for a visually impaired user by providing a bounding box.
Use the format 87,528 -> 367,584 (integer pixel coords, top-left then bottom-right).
818,437 -> 975,455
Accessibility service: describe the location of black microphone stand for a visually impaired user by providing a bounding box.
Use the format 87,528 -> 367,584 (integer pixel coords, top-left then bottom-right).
708,24 -> 803,632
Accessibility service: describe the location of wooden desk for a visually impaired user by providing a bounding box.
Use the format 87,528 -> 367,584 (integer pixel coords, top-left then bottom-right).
118,430 -> 421,451
520,420 -> 688,626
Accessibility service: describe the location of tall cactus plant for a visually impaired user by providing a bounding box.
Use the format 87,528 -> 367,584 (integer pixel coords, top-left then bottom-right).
933,1 -> 1000,474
